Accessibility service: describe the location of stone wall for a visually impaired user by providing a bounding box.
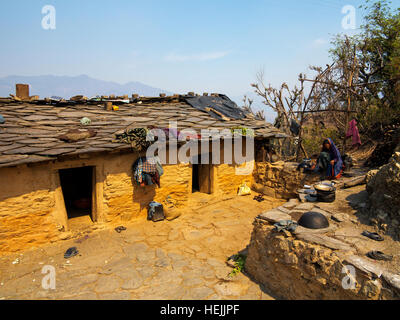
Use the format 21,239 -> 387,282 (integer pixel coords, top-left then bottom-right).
245,218 -> 400,300
252,161 -> 320,199
366,151 -> 400,238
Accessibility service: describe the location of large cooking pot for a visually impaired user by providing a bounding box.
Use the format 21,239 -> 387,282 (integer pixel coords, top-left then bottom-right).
314,183 -> 335,192
314,183 -> 336,203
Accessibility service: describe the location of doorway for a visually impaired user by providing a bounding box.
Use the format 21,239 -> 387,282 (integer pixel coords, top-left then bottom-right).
59,166 -> 95,227
192,154 -> 213,194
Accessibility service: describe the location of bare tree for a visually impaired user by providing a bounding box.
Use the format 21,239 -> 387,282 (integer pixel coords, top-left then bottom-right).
241,95 -> 265,121
251,64 -> 333,159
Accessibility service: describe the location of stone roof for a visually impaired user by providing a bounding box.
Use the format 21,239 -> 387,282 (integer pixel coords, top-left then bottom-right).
0,98 -> 287,168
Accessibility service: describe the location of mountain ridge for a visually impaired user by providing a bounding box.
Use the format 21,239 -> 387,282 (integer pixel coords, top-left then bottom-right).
0,74 -> 173,99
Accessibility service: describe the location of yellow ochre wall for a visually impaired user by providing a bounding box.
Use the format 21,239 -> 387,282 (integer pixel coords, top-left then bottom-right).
0,165 -> 60,253
0,149 -> 254,255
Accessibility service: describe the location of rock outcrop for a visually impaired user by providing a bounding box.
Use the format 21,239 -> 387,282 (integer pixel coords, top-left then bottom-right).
366,152 -> 400,238
246,217 -> 400,300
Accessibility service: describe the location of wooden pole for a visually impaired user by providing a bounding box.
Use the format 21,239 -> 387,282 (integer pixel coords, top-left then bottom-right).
343,94 -> 351,155
296,80 -> 308,161
105,102 -> 112,111
293,109 -> 357,113
342,45 -> 358,155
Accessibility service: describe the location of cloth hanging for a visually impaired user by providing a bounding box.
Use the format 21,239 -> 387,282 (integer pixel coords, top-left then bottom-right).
132,156 -> 163,187
151,156 -> 164,177
346,119 -> 362,146
142,158 -> 157,174
132,157 -> 145,184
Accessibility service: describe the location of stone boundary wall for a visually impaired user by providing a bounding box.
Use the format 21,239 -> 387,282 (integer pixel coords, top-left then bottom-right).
366,152 -> 400,239
252,161 -> 320,199
245,216 -> 400,300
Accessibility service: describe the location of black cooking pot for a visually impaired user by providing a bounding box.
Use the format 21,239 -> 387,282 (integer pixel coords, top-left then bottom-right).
298,211 -> 330,229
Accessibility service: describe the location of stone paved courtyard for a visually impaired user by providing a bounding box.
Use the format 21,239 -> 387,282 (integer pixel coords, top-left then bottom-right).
0,193 -> 283,300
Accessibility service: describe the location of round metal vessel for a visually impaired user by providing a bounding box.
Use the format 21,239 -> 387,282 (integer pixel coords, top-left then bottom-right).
298,211 -> 330,229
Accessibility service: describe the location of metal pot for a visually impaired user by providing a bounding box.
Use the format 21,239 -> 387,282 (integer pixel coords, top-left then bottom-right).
314,183 -> 335,192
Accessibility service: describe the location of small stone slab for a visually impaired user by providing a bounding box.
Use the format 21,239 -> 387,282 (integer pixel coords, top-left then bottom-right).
277,206 -> 291,214
22,115 -> 58,121
382,271 -> 400,291
0,144 -> 20,152
67,147 -> 110,155
299,193 -> 307,203
258,210 -> 291,223
294,225 -> 337,235
37,138 -> 59,142
17,139 -> 51,144
36,148 -> 77,156
344,255 -> 385,278
0,154 -> 28,164
0,133 -> 21,139
294,203 -> 315,211
5,128 -> 50,135
95,143 -> 125,148
37,120 -> 77,125
282,199 -> 300,210
296,232 -> 352,251
0,155 -> 54,167
58,111 -> 92,118
331,212 -> 350,222
3,146 -> 47,155
199,120 -> 217,125
126,117 -> 154,122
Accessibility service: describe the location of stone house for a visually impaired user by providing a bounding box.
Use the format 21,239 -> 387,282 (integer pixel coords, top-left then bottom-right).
0,94 -> 287,254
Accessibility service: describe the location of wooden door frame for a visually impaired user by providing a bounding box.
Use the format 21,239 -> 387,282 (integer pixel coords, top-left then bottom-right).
54,165 -> 98,231
192,152 -> 215,194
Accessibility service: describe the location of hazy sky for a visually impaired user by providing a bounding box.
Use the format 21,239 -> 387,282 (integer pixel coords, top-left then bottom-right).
0,0 -> 377,97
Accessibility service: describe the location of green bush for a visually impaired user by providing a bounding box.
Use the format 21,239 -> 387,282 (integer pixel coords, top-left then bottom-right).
302,126 -> 341,157
228,254 -> 247,277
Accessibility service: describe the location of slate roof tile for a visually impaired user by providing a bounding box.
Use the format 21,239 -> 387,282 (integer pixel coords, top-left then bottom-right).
0,99 -> 287,167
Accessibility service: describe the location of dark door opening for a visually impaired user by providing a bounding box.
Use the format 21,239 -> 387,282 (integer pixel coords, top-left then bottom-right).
59,166 -> 94,222
192,164 -> 200,192
192,154 -> 213,194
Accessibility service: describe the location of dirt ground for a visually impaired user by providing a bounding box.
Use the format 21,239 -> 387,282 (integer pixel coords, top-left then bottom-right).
0,192 -> 284,300
1,147 -> 398,300
316,184 -> 400,274
324,149 -> 400,274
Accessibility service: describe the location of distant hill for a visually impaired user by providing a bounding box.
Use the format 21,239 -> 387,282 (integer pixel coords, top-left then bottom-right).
0,74 -> 277,123
0,75 -> 172,99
